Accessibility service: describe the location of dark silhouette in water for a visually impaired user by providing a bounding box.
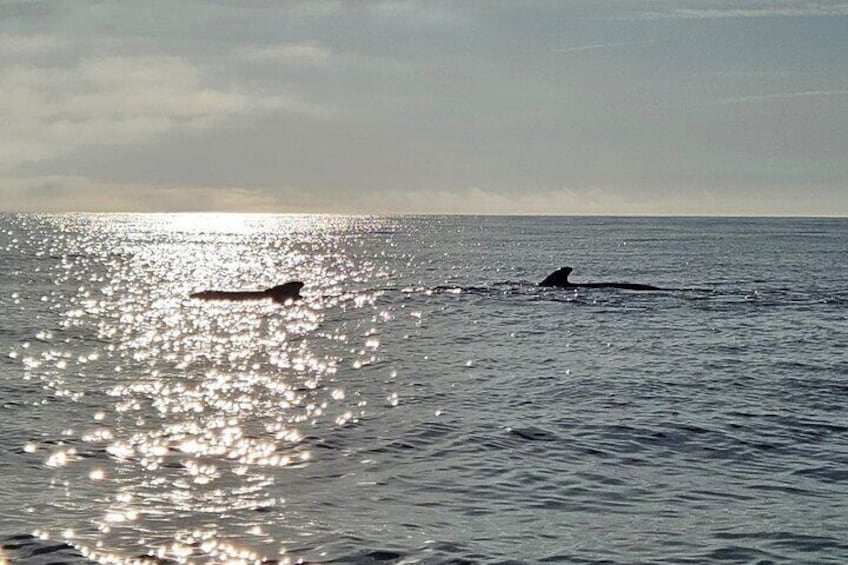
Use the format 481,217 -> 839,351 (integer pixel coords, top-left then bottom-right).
539,267 -> 665,291
190,281 -> 304,304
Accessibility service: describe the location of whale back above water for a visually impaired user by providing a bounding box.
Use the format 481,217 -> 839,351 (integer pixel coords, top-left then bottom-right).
190,281 -> 304,304
265,282 -> 304,303
539,266 -> 665,291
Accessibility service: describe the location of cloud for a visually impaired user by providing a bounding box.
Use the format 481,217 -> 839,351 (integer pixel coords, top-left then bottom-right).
289,0 -> 461,24
0,177 -> 626,215
712,90 -> 848,105
1,2 -> 845,216
553,42 -> 643,54
665,89 -> 848,109
642,0 -> 848,18
233,42 -> 333,66
0,176 -> 285,213
0,54 -> 329,172
0,33 -> 66,55
4,176 -> 844,217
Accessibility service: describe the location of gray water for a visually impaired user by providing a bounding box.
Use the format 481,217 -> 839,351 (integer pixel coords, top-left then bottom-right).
1,213 -> 846,564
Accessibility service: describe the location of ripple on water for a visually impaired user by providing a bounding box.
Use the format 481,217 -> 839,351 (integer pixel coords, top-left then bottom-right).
2,214 -> 848,563
0,534 -> 93,565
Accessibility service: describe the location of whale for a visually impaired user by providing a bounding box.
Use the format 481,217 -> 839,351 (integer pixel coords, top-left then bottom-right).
539,267 -> 665,291
190,281 -> 304,304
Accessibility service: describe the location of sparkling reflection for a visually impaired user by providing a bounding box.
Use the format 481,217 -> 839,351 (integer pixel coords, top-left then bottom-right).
10,213 -> 401,563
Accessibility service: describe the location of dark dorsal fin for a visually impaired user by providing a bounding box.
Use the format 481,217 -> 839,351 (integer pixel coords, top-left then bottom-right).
538,266 -> 573,287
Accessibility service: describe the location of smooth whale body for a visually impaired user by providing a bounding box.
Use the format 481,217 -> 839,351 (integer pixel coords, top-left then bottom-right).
190,281 -> 304,304
539,267 -> 665,291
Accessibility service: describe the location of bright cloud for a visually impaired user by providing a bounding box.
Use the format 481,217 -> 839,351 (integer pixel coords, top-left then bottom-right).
5,175 -> 842,217
233,42 -> 333,66
0,53 -> 327,171
0,33 -> 66,55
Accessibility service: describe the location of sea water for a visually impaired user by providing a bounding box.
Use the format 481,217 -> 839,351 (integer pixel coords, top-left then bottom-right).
1,213 -> 846,564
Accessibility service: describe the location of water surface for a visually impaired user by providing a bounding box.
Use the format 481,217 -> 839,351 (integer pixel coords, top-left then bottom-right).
1,214 -> 847,564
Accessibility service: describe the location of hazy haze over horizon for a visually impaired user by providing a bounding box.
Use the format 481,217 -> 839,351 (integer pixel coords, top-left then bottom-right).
2,1 -> 846,216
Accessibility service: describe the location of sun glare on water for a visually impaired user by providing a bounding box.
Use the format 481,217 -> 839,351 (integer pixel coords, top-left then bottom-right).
165,213 -> 322,235
13,213 -> 401,563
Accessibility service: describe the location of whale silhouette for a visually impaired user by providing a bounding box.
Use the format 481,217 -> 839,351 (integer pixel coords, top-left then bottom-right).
190,281 -> 304,304
539,267 -> 665,291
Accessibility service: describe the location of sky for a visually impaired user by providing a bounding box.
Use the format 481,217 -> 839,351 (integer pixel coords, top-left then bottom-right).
1,0 -> 847,215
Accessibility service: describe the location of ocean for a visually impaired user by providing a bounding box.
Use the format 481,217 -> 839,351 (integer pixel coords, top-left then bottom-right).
1,213 -> 846,564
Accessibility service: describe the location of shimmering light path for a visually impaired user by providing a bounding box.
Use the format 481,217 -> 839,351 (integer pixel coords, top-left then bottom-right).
3,214 -> 403,563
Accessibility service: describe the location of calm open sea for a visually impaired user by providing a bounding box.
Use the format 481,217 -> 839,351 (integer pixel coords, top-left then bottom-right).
1,213 -> 846,564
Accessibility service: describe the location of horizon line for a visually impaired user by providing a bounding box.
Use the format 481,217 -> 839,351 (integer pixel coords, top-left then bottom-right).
2,210 -> 846,220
